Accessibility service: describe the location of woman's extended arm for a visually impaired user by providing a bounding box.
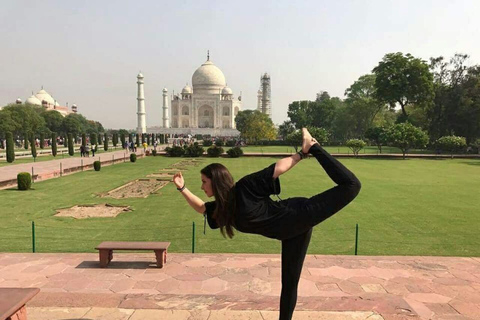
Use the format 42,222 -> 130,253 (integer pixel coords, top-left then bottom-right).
273,152 -> 302,179
173,172 -> 205,214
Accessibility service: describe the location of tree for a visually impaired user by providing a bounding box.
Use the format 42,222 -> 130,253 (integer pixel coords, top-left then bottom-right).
30,133 -> 37,160
346,139 -> 366,157
120,133 -> 126,148
1,104 -> 45,137
385,122 -> 429,159
435,136 -> 467,157
142,133 -> 146,144
136,134 -> 140,147
373,52 -> 434,119
39,133 -> 45,149
129,134 -> 133,143
62,114 -> 82,135
287,93 -> 342,131
344,74 -> 387,138
278,120 -> 296,140
365,126 -> 387,153
6,132 -> 15,163
235,110 -> 276,144
24,131 -> 29,150
81,133 -> 86,147
90,133 -> 97,146
0,109 -> 16,138
51,132 -> 57,157
104,134 -> 109,151
68,133 -> 74,156
42,110 -> 64,134
147,134 -> 150,145
113,133 -> 118,147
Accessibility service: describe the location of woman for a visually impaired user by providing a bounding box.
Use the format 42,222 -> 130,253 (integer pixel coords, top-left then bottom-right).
173,128 -> 361,320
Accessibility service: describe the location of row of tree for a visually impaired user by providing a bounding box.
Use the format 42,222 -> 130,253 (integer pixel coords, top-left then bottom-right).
280,52 -> 480,146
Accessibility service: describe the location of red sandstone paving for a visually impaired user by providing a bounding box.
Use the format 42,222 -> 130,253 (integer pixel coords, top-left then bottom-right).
1,253 -> 480,319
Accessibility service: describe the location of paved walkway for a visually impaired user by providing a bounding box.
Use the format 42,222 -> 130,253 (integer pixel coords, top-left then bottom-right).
0,149 -> 143,188
1,253 -> 479,319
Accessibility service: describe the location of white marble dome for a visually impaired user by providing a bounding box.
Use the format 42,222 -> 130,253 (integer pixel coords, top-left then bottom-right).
192,60 -> 226,94
182,85 -> 192,94
35,89 -> 55,105
26,94 -> 42,105
222,86 -> 233,95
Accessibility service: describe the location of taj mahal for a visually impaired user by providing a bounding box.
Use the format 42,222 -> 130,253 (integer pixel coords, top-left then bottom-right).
136,54 -> 271,137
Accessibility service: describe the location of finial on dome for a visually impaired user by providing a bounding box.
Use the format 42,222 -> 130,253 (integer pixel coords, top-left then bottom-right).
207,50 -> 210,61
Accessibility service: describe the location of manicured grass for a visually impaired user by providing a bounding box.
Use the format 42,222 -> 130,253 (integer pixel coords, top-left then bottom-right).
231,145 -> 436,155
0,155 -> 479,257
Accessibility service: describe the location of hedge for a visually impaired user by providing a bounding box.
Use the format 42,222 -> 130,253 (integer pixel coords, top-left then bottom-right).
93,161 -> 101,171
17,172 -> 31,190
207,146 -> 224,157
130,153 -> 137,162
227,146 -> 243,158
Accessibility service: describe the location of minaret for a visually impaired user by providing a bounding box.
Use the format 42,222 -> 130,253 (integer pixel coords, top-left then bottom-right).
261,73 -> 272,119
162,88 -> 170,128
136,72 -> 146,134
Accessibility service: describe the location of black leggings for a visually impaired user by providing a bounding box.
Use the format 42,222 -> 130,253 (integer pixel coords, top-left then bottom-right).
279,144 -> 361,320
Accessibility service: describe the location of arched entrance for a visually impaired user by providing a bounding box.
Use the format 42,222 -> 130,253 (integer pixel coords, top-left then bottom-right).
198,105 -> 214,128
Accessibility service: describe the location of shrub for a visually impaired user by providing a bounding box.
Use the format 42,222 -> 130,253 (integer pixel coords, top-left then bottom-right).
152,149 -> 157,156
17,172 -> 31,190
82,133 -> 86,146
30,134 -> 37,159
207,146 -> 224,157
165,146 -> 185,157
113,133 -> 118,147
346,139 -> 366,157
130,153 -> 137,162
24,132 -> 29,150
120,133 -> 126,147
6,132 -> 15,163
215,139 -> 224,147
184,144 -> 205,157
203,140 -> 213,147
226,140 -> 236,147
39,133 -> 45,149
90,133 -> 97,146
104,135 -> 109,151
227,146 -> 243,158
136,134 -> 140,147
435,136 -> 467,156
93,161 -> 101,171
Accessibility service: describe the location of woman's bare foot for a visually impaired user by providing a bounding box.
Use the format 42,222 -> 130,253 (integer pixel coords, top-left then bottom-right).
302,128 -> 318,154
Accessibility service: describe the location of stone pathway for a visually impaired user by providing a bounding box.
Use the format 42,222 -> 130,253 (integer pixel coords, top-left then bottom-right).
1,253 -> 479,319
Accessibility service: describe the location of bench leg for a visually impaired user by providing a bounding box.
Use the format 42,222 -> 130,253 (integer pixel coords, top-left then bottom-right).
99,249 -> 110,268
154,250 -> 166,268
8,305 -> 27,320
108,250 -> 113,263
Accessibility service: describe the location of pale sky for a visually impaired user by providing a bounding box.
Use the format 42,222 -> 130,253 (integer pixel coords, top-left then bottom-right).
1,0 -> 479,129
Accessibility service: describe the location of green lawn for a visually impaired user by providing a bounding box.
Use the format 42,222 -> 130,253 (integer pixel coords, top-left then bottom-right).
0,155 -> 478,256
233,145 -> 436,155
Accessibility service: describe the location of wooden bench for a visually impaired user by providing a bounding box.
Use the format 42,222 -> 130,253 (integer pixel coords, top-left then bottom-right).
95,241 -> 170,268
0,288 -> 40,320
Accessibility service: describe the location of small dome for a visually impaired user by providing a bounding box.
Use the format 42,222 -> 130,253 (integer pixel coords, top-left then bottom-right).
222,86 -> 233,95
35,89 -> 55,105
182,85 -> 192,94
16,98 -> 22,103
192,60 -> 226,94
137,72 -> 144,78
26,95 -> 42,105
162,88 -> 168,93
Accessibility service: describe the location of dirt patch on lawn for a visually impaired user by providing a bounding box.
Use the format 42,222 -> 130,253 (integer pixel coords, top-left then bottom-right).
103,179 -> 169,199
55,204 -> 131,219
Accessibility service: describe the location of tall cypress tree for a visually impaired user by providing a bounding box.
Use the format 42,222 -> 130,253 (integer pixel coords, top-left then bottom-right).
39,133 -> 45,149
113,133 -> 118,147
147,134 -> 150,145
30,134 -> 37,160
129,133 -> 133,143
104,134 -> 109,151
141,133 -> 146,144
6,132 -> 15,163
120,133 -> 125,148
90,133 -> 97,146
82,133 -> 86,147
51,132 -> 57,157
136,134 -> 140,147
68,133 -> 74,156
24,132 -> 29,150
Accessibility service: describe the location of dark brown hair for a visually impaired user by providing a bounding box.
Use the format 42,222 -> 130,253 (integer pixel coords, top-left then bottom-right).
201,163 -> 236,238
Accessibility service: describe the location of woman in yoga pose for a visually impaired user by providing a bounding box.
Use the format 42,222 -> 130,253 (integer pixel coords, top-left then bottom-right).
173,128 -> 361,320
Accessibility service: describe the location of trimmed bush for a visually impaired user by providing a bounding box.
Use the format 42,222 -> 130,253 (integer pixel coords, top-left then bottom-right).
24,132 -> 29,150
51,132 -> 57,157
93,161 -> 101,171
214,139 -> 224,147
435,135 -> 467,156
113,133 -> 118,147
120,133 -> 126,147
39,133 -> 45,149
130,153 -> 137,162
152,149 -> 157,156
203,140 -> 213,147
104,134 -> 109,151
346,139 -> 366,157
207,146 -> 224,157
136,134 -> 140,147
90,133 -> 97,146
184,144 -> 205,157
227,146 -> 243,158
6,132 -> 15,163
165,146 -> 185,157
82,133 -> 86,146
17,172 -> 31,190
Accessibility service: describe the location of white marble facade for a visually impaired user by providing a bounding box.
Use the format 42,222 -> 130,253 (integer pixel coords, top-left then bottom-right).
170,59 -> 241,129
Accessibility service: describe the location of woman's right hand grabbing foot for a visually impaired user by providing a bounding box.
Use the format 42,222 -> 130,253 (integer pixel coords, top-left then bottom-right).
301,128 -> 318,154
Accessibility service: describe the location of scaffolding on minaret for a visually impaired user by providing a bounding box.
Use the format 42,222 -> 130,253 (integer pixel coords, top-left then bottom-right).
257,73 -> 272,119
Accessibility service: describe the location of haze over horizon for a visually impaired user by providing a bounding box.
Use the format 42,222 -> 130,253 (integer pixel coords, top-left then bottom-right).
1,0 -> 479,130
